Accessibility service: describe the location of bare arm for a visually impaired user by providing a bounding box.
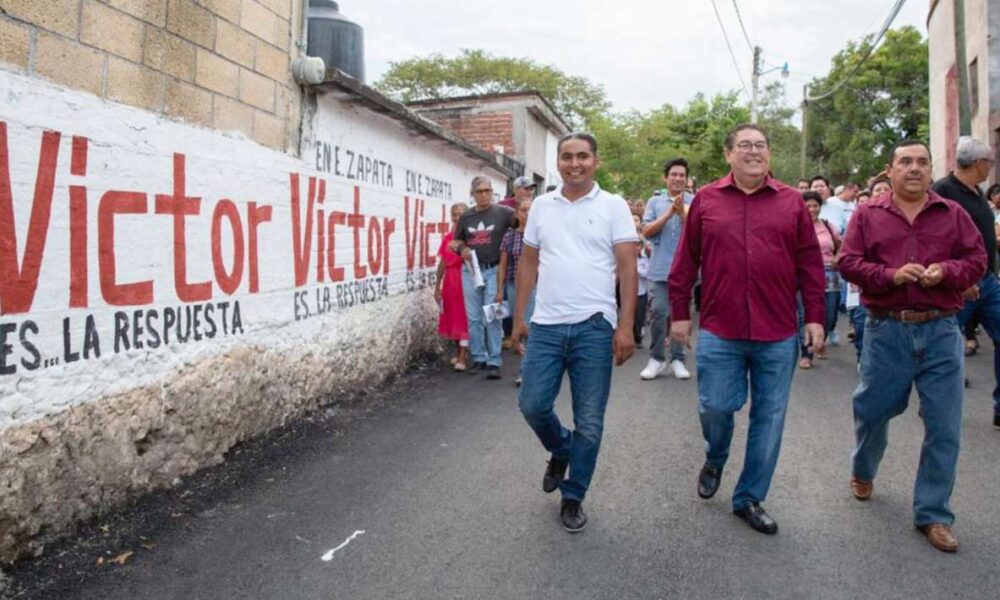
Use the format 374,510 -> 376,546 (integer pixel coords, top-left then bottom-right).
613,242 -> 638,366
495,251 -> 508,303
511,246 -> 539,354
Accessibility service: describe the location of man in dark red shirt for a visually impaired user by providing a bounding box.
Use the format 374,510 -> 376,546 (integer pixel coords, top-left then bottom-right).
668,124 -> 826,534
838,140 -> 986,553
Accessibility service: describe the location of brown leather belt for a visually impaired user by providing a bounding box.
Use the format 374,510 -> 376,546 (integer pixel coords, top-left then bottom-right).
868,309 -> 958,323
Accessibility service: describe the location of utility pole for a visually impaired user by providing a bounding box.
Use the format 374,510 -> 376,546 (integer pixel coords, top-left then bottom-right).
954,0 -> 972,135
800,84 -> 808,178
750,45 -> 762,124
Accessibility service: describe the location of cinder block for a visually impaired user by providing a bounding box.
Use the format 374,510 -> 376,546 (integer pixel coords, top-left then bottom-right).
34,32 -> 105,97
238,66 -> 275,111
0,0 -> 79,38
252,108 -> 284,149
80,0 -> 144,62
240,0 -> 278,46
272,15 -> 290,51
202,0 -> 241,23
215,19 -> 254,68
166,0 -> 216,49
213,94 -> 254,137
165,79 -> 213,127
253,39 -> 288,82
143,27 -> 196,82
256,0 -> 290,21
195,47 -> 239,96
0,17 -> 31,71
108,0 -> 167,27
106,56 -> 165,111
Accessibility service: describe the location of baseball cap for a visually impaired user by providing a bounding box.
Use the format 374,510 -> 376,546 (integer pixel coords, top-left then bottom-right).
512,176 -> 536,189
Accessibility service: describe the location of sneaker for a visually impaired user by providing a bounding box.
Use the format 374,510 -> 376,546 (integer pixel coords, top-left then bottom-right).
560,499 -> 587,533
515,375 -> 522,387
830,331 -> 840,346
639,357 -> 666,380
543,457 -> 569,493
670,360 -> 691,380
468,362 -> 486,375
486,366 -> 501,380
502,337 -> 513,350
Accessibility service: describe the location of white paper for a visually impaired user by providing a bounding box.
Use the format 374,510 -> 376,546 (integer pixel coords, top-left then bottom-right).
846,283 -> 860,309
482,302 -> 510,323
470,250 -> 485,289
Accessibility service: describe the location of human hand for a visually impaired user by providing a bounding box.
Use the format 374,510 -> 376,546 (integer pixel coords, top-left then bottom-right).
892,263 -> 926,286
460,247 -> 471,262
804,322 -> 825,356
919,263 -> 944,288
433,287 -> 442,302
962,285 -> 981,301
512,321 -> 529,356
671,320 -> 693,348
612,327 -> 635,366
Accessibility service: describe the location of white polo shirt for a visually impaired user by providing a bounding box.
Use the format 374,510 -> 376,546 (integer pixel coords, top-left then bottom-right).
524,183 -> 638,327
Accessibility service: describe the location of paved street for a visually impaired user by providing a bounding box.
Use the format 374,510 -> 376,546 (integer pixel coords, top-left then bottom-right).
7,324 -> 1000,599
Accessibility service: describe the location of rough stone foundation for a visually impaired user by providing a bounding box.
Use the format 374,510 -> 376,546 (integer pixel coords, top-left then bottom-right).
0,296 -> 437,564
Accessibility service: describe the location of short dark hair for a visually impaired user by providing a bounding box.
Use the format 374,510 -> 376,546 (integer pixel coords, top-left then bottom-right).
887,139 -> 930,165
724,124 -> 770,150
663,157 -> 689,177
802,190 -> 824,205
557,132 -> 598,154
809,175 -> 830,188
987,183 -> 1000,199
797,178 -> 810,186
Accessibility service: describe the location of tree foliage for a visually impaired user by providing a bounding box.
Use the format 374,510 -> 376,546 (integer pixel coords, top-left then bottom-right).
374,49 -> 609,128
805,26 -> 929,183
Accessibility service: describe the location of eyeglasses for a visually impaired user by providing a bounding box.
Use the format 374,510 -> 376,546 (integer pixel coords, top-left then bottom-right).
734,141 -> 769,153
473,189 -> 493,194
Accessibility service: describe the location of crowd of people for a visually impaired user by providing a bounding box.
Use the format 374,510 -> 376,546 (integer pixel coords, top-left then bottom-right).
434,125 -> 997,553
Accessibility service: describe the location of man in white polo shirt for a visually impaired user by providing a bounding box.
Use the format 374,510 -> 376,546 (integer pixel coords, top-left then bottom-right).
512,133 -> 639,533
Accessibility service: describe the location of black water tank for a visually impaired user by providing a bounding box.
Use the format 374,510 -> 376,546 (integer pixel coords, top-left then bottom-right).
307,0 -> 365,82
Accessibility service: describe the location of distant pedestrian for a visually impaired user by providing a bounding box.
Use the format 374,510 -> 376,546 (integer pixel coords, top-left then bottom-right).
845,176 -> 890,362
640,157 -> 693,381
496,197 -> 534,386
796,178 -> 811,193
839,139 -> 986,553
435,203 -> 472,371
635,218 -> 651,347
450,176 -> 515,379
797,190 -> 841,369
931,136 -> 1000,431
514,133 -> 638,533
669,124 -> 826,535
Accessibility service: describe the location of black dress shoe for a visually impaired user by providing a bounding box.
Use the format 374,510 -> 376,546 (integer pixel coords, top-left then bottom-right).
486,365 -> 501,380
560,499 -> 587,533
697,464 -> 722,499
468,362 -> 486,374
542,457 -> 569,493
733,502 -> 778,534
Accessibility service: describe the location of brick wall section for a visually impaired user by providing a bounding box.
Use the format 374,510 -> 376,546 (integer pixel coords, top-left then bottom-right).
427,111 -> 516,156
0,0 -> 300,152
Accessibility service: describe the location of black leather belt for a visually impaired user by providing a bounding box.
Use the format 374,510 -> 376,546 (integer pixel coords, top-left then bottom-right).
479,261 -> 499,269
868,308 -> 958,323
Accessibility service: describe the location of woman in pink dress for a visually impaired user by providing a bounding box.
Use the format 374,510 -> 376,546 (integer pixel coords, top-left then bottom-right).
435,203 -> 471,371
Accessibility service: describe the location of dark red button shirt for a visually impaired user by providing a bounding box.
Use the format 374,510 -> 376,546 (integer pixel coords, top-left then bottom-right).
838,191 -> 986,312
667,173 -> 826,341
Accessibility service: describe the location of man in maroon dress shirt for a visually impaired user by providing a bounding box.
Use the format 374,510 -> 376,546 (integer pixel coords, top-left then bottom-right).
668,124 -> 826,534
838,140 -> 986,553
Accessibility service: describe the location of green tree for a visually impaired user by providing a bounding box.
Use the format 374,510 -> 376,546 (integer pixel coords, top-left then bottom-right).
374,49 -> 610,128
805,26 -> 929,183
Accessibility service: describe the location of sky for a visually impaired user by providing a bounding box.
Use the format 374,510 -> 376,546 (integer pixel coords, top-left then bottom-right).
345,0 -> 929,116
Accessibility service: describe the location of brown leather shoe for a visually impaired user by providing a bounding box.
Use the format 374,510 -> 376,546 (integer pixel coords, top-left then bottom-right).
920,523 -> 958,553
850,476 -> 873,501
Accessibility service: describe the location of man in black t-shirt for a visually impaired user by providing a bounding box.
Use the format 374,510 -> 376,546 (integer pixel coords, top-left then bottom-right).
932,136 -> 1000,429
451,176 -> 515,379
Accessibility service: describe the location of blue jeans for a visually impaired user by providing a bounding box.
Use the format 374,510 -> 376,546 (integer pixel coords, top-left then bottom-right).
462,264 -> 502,367
852,314 -> 964,526
518,314 -> 614,502
696,330 -> 798,510
503,280 -> 535,325
956,272 -> 1000,416
648,281 -> 686,363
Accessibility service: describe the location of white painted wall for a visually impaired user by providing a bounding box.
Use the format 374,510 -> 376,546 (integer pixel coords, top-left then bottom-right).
0,69 -> 505,429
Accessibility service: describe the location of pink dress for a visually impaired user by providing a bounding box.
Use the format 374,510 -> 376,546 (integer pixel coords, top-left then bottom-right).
437,232 -> 469,341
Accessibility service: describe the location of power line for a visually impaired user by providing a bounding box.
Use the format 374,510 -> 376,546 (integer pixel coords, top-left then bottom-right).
710,0 -> 751,99
807,0 -> 908,101
731,0 -> 755,54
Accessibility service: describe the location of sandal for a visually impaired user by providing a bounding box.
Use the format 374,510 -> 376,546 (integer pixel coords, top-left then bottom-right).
798,357 -> 812,369
453,361 -> 466,372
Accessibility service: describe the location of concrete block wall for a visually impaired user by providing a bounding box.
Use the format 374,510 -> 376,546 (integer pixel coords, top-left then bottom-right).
0,0 -> 300,151
429,111 -> 516,157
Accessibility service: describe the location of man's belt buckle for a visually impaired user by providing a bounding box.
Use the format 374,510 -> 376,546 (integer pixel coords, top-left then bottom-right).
898,309 -> 934,323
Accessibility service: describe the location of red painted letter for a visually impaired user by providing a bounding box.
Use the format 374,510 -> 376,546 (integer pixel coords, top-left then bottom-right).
99,191 -> 153,305
154,154 -> 211,302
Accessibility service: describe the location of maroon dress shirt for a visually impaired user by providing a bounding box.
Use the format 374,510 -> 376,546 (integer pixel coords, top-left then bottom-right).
838,191 -> 986,312
668,173 -> 826,342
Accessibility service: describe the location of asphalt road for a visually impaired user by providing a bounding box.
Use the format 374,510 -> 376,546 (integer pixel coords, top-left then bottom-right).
7,324 -> 1000,599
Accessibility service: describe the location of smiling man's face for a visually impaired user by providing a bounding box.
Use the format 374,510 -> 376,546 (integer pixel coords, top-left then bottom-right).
557,138 -> 600,189
724,129 -> 771,182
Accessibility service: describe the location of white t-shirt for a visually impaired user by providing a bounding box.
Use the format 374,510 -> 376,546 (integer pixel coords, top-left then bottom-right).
819,196 -> 849,234
523,183 -> 638,327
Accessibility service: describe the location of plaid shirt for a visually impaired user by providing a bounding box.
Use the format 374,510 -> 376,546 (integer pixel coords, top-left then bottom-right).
500,228 -> 525,281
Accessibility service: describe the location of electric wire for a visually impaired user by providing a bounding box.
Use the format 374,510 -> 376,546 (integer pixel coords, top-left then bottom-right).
807,0 -> 908,101
710,0 -> 752,99
731,0 -> 755,54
